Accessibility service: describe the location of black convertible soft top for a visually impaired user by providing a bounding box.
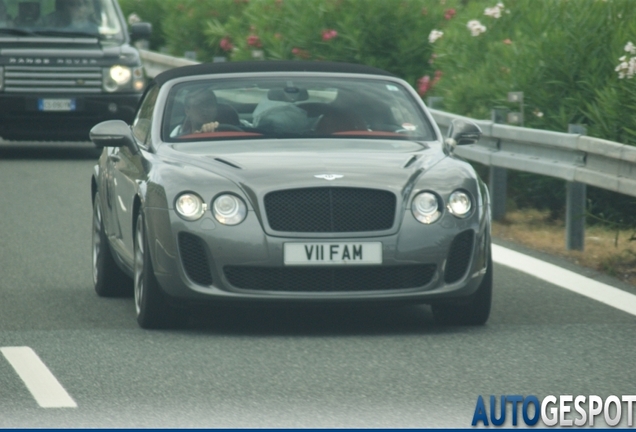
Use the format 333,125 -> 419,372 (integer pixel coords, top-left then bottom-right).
153,60 -> 397,86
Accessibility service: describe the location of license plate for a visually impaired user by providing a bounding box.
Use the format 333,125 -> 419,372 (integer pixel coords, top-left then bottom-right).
38,99 -> 76,112
284,242 -> 382,265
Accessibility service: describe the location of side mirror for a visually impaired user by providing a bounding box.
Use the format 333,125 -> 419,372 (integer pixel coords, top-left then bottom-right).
90,120 -> 138,154
445,119 -> 482,153
130,22 -> 152,42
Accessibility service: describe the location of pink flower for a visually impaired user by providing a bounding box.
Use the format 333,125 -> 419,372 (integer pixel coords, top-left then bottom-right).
417,75 -> 431,96
322,29 -> 338,41
247,34 -> 262,48
417,72 -> 442,97
444,8 -> 456,20
220,37 -> 234,52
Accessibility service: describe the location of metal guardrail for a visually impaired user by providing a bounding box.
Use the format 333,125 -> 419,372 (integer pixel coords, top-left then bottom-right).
140,49 -> 198,78
139,49 -> 636,251
430,109 -> 636,199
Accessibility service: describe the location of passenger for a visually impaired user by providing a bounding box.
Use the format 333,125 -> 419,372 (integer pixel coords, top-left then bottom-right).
172,89 -> 220,136
43,0 -> 98,31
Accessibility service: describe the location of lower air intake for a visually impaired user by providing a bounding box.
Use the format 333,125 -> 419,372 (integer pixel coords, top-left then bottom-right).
178,232 -> 213,286
223,265 -> 436,292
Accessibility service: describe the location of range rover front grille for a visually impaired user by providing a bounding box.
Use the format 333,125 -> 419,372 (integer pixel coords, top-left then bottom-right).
4,66 -> 102,93
264,187 -> 396,233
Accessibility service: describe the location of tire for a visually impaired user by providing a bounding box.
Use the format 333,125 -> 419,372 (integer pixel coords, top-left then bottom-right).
92,192 -> 132,297
134,211 -> 187,329
432,247 -> 493,326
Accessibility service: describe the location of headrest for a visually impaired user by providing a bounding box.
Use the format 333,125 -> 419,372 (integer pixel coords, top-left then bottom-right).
267,87 -> 309,102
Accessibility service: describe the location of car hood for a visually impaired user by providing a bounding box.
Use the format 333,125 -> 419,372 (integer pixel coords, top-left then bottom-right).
160,138 -> 446,199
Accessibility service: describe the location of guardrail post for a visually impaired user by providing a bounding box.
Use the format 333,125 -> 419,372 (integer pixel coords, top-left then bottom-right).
566,124 -> 587,251
490,109 -> 508,221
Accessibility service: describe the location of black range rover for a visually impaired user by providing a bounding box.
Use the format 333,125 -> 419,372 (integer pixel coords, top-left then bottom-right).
0,0 -> 150,141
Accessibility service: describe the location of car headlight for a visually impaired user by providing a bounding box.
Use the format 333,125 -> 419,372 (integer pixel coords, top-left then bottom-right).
175,193 -> 206,221
213,194 -> 247,225
103,65 -> 132,92
412,191 -> 442,224
447,190 -> 472,218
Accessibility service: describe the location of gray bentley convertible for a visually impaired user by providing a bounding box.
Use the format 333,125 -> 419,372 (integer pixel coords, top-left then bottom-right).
90,61 -> 491,329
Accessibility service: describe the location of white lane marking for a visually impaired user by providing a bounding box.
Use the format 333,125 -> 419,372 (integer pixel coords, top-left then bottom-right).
493,244 -> 636,317
1,346 -> 77,408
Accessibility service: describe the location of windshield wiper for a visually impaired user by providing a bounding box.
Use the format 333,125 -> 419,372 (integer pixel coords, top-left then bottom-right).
0,28 -> 36,36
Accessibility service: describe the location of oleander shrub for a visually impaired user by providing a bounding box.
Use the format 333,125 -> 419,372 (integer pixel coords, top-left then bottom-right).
203,0 -> 467,86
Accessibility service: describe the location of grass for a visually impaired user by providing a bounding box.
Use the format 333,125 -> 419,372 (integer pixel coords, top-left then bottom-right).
492,209 -> 636,286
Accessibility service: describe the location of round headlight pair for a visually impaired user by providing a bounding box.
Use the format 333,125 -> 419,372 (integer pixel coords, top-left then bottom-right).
175,193 -> 247,225
411,190 -> 472,224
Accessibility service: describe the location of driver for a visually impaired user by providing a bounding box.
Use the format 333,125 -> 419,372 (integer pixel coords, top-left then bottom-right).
172,89 -> 220,136
42,0 -> 98,31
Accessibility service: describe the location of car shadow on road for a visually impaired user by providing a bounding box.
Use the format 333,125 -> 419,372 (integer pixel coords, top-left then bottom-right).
181,303 -> 478,337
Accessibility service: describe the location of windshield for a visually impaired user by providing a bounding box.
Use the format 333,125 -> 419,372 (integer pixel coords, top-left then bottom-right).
163,76 -> 436,142
0,0 -> 124,41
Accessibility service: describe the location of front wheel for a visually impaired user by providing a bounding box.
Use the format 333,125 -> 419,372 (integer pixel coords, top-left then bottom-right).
92,191 -> 132,297
134,212 -> 187,329
432,247 -> 493,326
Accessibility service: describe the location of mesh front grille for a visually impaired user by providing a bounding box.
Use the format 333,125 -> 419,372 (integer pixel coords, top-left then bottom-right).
224,265 -> 436,292
4,66 -> 102,93
264,187 -> 396,232
444,230 -> 474,284
178,232 -> 213,286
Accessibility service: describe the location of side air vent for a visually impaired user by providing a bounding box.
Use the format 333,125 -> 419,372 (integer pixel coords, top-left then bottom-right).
178,232 -> 213,286
444,230 -> 474,284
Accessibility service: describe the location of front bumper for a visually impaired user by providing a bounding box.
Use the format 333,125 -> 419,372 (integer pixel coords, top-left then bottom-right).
145,206 -> 490,305
0,93 -> 141,141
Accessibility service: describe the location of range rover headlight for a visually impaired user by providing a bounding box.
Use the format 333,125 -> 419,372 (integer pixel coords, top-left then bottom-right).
412,191 -> 442,224
175,193 -> 206,221
103,65 -> 132,92
213,194 -> 247,226
448,190 -> 472,218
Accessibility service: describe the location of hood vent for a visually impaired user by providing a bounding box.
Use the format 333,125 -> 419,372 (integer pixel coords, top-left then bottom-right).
214,157 -> 242,169
403,155 -> 419,168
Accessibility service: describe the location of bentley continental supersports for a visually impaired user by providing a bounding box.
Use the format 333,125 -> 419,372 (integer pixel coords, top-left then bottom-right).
90,61 -> 491,329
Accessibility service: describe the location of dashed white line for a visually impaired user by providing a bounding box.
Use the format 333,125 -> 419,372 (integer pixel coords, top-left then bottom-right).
493,244 -> 636,317
1,346 -> 77,408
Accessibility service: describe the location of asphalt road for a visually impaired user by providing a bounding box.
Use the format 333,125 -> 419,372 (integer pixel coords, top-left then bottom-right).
1,142 -> 635,428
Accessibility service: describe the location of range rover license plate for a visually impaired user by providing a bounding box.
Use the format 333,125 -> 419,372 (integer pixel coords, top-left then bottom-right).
284,242 -> 382,265
38,99 -> 76,112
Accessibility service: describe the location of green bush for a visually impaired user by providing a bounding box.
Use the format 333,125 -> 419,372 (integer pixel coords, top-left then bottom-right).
204,0 -> 465,86
118,0 -> 167,50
